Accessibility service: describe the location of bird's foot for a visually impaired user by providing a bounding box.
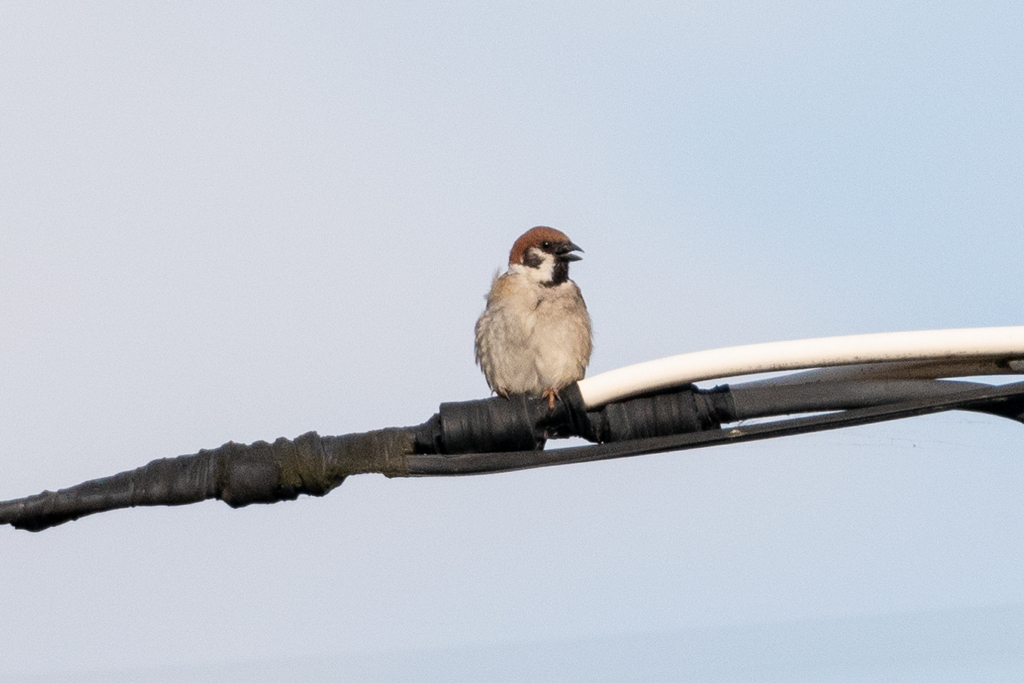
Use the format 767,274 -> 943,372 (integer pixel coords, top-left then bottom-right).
541,388 -> 559,410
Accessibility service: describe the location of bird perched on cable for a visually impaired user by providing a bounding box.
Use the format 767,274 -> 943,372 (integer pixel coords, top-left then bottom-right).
475,226 -> 593,409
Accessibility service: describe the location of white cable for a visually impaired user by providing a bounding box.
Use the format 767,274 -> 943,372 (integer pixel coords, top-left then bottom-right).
577,326 -> 1024,408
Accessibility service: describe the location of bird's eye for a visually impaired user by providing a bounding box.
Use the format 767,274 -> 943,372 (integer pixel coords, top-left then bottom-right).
541,241 -> 551,249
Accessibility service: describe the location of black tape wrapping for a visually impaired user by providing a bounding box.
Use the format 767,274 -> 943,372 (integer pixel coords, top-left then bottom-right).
0,428 -> 414,532
7,379 -> 1023,533
421,383 -> 736,455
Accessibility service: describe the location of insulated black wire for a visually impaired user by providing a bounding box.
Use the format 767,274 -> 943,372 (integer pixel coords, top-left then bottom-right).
4,380 -> 1022,532
406,382 -> 1024,476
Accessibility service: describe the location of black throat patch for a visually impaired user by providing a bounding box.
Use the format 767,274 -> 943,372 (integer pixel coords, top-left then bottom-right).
546,260 -> 569,287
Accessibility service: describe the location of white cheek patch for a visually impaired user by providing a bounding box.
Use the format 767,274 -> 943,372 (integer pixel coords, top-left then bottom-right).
513,248 -> 556,283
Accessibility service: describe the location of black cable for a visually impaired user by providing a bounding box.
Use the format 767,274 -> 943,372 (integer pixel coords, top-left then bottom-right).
407,382 -> 1024,476
728,378 -> 994,420
3,380 -> 1022,532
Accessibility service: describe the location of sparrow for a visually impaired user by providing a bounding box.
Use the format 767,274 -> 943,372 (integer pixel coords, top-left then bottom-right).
475,226 -> 593,409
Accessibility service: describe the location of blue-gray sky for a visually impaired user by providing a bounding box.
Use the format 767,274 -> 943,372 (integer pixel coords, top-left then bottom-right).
2,2 -> 1023,680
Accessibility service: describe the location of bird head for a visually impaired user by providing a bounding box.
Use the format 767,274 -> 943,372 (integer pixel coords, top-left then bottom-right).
507,226 -> 583,286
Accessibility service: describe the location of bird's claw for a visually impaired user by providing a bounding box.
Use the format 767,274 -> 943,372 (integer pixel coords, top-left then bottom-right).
542,388 -> 559,410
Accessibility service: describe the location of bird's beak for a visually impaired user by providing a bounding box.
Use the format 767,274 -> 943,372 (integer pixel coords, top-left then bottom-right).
557,241 -> 584,262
